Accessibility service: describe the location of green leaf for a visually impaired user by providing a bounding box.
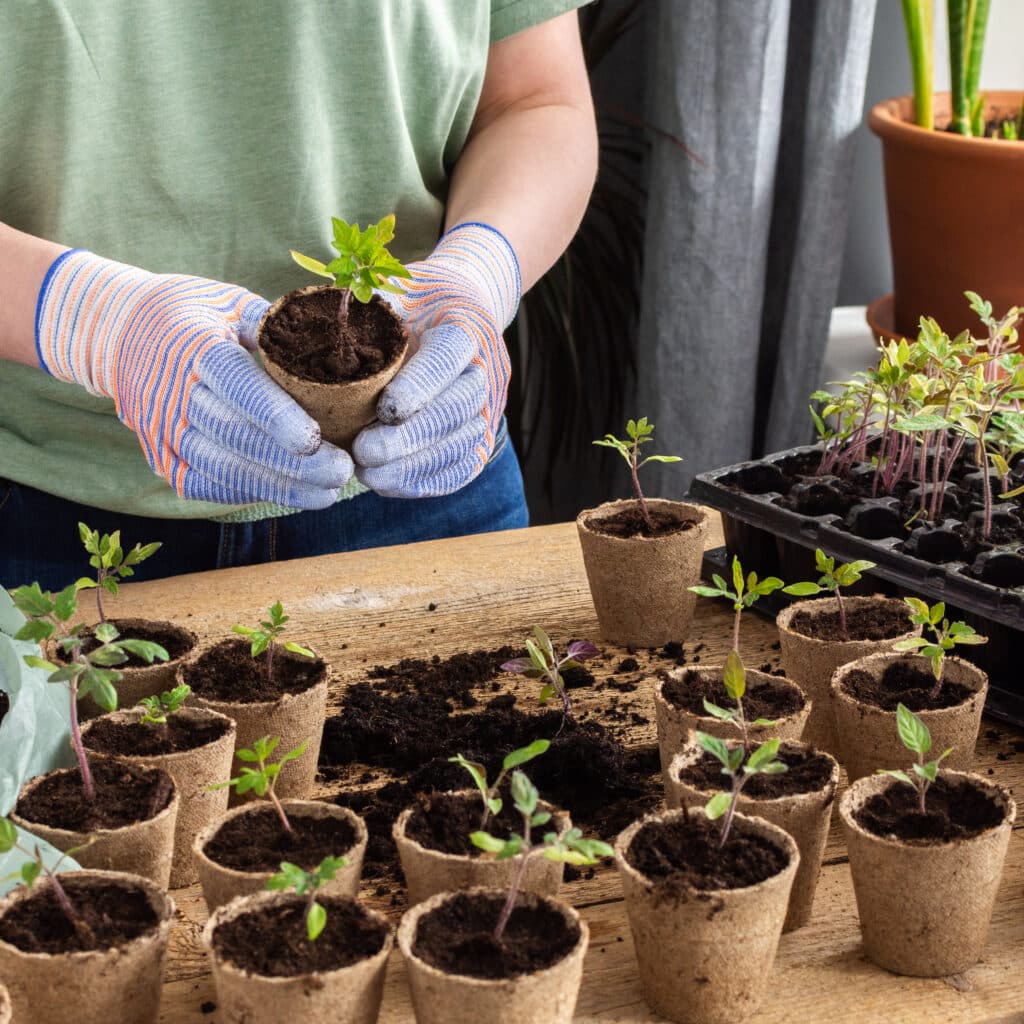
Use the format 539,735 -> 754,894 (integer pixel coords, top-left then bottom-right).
510,769 -> 539,816
688,585 -> 728,598
705,792 -> 732,820
896,703 -> 932,757
538,683 -> 556,705
11,583 -> 54,618
701,699 -> 735,722
250,634 -> 270,658
82,671 -> 119,713
722,649 -> 745,701
750,717 -> 777,728
93,622 -> 118,645
782,582 -> 823,597
696,731 -> 731,770
117,640 -> 169,664
502,739 -> 550,770
306,901 -> 327,941
74,577 -> 98,590
878,768 -> 914,786
283,642 -> 315,658
235,748 -> 260,763
232,625 -> 257,636
53,584 -> 79,622
732,557 -> 744,598
470,831 -> 507,854
291,250 -> 334,279
15,620 -> 54,644
531,811 -> 552,827
23,655 -> 58,672
20,861 -> 41,887
913,761 -> 938,783
745,738 -> 781,774
0,819 -> 17,852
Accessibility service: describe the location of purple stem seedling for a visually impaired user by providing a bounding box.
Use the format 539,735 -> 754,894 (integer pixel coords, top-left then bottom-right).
74,523 -> 161,625
782,549 -> 877,642
502,627 -> 598,721
689,555 -> 783,656
450,738 -> 550,831
233,601 -> 314,685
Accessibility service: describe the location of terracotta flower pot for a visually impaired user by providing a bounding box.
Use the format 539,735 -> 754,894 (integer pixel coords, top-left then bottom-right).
202,890 -> 393,1024
665,738 -> 839,931
82,707 -> 237,888
0,869 -> 174,1024
576,499 -> 709,647
193,800 -> 367,913
776,596 -> 920,753
615,808 -> 798,1024
869,92 -> 1024,339
397,887 -> 588,1024
839,771 -> 1015,976
831,653 -> 988,782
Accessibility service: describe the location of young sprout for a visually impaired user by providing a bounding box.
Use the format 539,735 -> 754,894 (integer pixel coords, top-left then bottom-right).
266,855 -> 348,942
892,599 -> 987,700
74,523 -> 161,625
782,549 -> 877,641
137,684 -> 192,728
877,704 -> 952,814
12,582 -> 168,801
470,769 -> 613,942
697,733 -> 788,849
450,739 -> 550,831
501,627 -> 598,719
700,650 -> 776,752
233,601 -> 314,685
211,737 -> 308,835
688,556 -> 784,654
593,417 -> 682,532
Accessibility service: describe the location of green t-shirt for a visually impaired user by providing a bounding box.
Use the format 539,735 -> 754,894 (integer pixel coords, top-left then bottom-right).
0,0 -> 585,519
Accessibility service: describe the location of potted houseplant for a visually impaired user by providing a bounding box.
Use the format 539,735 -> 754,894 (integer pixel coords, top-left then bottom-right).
840,703 -> 1015,975
831,599 -> 988,781
577,418 -> 709,646
81,683 -> 236,887
193,736 -> 366,912
256,215 -> 410,450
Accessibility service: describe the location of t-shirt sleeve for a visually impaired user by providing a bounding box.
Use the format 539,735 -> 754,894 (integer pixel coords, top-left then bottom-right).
490,0 -> 594,43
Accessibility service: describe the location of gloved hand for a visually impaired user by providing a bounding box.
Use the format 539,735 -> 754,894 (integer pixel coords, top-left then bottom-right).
352,222 -> 520,498
35,250 -> 353,509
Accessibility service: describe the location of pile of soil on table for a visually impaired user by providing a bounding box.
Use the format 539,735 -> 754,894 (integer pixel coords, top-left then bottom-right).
788,602 -> 910,643
85,714 -> 231,757
840,658 -> 974,712
585,503 -> 698,540
182,638 -> 326,702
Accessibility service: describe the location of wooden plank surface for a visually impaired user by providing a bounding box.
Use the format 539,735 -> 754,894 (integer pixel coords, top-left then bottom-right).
100,519 -> 1024,1024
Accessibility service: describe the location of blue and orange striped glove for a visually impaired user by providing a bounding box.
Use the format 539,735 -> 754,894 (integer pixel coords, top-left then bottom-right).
35,250 -> 353,509
352,222 -> 520,498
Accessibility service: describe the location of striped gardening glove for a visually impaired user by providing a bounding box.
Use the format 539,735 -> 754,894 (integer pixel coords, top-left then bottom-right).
35,250 -> 353,509
352,222 -> 520,498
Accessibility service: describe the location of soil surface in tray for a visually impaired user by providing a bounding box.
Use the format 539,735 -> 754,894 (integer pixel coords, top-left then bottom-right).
16,760 -> 174,831
67,619 -> 194,667
788,602 -> 910,643
585,502 -> 697,539
854,776 -> 1006,843
85,714 -> 231,757
412,891 -> 580,980
203,804 -> 358,873
675,743 -> 834,799
260,289 -> 405,384
0,876 -> 159,954
212,897 -> 388,977
661,669 -> 804,720
183,638 -> 326,702
840,658 -> 974,712
627,815 -> 788,893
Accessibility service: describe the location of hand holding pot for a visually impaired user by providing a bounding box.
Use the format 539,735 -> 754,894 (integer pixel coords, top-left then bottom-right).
352,222 -> 520,498
35,250 -> 353,509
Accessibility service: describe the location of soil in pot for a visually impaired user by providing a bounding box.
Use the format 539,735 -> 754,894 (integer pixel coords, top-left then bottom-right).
404,791 -> 541,856
786,601 -> 909,642
183,638 -> 326,703
661,669 -> 804,722
84,713 -> 231,757
582,503 -> 698,540
841,658 -> 974,712
674,744 -> 833,800
72,620 -> 195,667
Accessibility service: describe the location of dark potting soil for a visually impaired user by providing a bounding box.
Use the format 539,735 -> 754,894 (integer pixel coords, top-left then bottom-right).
182,638 -> 326,703
203,804 -> 358,873
675,743 -> 834,799
854,776 -> 1006,843
0,876 -> 160,955
788,602 -> 910,643
260,289 -> 405,384
16,760 -> 174,831
627,815 -> 788,893
212,897 -> 388,977
85,713 -> 231,757
69,619 -> 194,667
585,502 -> 697,540
840,658 -> 974,712
661,669 -> 804,721
412,891 -> 580,980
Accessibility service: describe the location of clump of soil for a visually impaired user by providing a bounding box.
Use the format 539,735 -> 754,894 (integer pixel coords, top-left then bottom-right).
366,646 -> 520,708
585,503 -> 697,540
840,658 -> 974,712
661,669 -> 804,720
675,744 -> 834,799
65,620 -> 194,667
183,638 -> 325,703
85,714 -> 231,757
788,603 -> 910,643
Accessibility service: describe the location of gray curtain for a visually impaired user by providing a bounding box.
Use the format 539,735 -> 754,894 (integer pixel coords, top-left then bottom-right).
636,0 -> 877,496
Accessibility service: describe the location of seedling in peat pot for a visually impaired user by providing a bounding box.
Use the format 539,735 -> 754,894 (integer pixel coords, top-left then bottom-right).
471,769 -> 613,942
450,739 -> 550,830
593,417 -> 682,533
11,582 -> 168,801
75,523 -> 161,624
877,704 -> 951,815
892,599 -> 987,700
137,684 -> 191,734
501,627 -> 598,719
211,736 -> 308,835
701,650 -> 776,752
266,855 -> 349,941
689,555 -> 784,655
233,601 -> 314,685
782,549 -> 877,641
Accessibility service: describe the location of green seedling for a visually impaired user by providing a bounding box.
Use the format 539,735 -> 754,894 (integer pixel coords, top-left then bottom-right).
450,738 -> 550,830
471,768 -> 613,942
137,683 -> 191,728
75,523 -> 161,624
233,601 -> 314,685
701,650 -> 776,752
11,582 -> 168,801
501,627 -> 598,719
593,417 -> 682,533
266,855 -> 348,941
697,732 -> 788,848
211,736 -> 308,835
892,598 -> 987,699
689,555 -> 784,654
877,703 -> 952,814
782,549 -> 877,641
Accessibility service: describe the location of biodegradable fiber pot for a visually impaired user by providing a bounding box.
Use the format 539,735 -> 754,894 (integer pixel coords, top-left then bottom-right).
576,499 -> 709,647
839,771 -> 1015,976
193,800 -> 367,913
615,808 -> 798,1024
202,890 -> 394,1024
665,739 -> 839,932
0,869 -> 174,1024
776,596 -> 920,753
81,707 -> 237,888
397,887 -> 588,1024
831,653 -> 988,783
0,982 -> 10,1024
256,285 -> 409,451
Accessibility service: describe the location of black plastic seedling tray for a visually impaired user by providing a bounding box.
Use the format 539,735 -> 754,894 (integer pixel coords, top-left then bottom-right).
689,444 -> 1024,728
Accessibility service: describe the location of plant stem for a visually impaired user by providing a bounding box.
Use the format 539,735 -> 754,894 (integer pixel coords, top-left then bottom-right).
68,677 -> 94,802
717,777 -> 742,849
929,660 -> 945,701
732,605 -> 742,655
94,577 -> 106,625
835,586 -> 849,642
338,287 -> 353,328
630,445 -> 653,532
494,818 -> 533,943
266,641 -> 275,685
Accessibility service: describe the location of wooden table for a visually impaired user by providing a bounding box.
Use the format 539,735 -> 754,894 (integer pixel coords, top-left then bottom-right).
106,521 -> 1024,1024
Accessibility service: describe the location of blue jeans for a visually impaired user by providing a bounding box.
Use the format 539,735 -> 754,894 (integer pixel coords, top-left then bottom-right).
0,434 -> 528,590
